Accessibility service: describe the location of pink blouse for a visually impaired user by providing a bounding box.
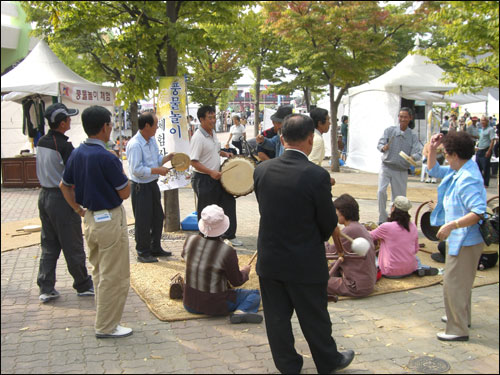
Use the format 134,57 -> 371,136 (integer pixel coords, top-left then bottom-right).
370,221 -> 419,277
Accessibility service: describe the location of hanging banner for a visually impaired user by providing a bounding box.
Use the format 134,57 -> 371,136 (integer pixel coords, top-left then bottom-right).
60,83 -> 116,106
156,76 -> 191,191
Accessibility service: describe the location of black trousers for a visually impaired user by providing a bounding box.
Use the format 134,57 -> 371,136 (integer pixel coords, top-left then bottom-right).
131,180 -> 164,256
259,277 -> 343,374
476,148 -> 491,187
191,172 -> 236,239
37,188 -> 92,294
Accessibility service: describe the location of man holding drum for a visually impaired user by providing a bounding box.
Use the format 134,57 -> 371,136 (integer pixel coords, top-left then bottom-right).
376,107 -> 422,224
190,105 -> 243,247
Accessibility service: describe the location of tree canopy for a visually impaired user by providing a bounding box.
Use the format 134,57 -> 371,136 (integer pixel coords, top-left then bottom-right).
418,1 -> 499,93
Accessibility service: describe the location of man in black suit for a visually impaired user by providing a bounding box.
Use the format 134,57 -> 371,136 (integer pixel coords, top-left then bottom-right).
254,114 -> 355,374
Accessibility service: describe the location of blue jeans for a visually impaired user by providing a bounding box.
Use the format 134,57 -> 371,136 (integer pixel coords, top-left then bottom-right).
184,289 -> 261,315
227,289 -> 261,313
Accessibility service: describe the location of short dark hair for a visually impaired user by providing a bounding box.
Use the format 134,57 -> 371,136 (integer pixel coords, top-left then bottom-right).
282,114 -> 314,143
400,107 -> 413,117
444,115 -> 449,120
138,112 -> 155,130
333,194 -> 360,222
81,106 -> 111,136
341,115 -> 348,123
48,116 -> 68,130
389,207 -> 411,231
309,108 -> 329,129
442,131 -> 475,160
197,105 -> 216,121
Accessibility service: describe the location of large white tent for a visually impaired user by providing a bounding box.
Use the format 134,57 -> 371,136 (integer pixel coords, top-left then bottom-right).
1,40 -> 116,157
345,53 -> 487,173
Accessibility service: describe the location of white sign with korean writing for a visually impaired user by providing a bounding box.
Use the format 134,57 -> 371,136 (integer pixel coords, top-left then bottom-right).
156,77 -> 190,191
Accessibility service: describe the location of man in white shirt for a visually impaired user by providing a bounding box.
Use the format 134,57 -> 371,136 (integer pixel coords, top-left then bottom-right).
308,107 -> 335,185
190,105 -> 243,247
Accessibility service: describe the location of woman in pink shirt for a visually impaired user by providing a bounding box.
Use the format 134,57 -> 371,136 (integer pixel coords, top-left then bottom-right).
370,196 -> 438,278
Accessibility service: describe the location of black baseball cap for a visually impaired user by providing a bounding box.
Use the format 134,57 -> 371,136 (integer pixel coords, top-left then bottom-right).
271,105 -> 293,123
44,103 -> 79,124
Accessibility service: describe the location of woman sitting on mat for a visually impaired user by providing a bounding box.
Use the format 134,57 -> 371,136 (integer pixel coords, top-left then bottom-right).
181,204 -> 262,324
370,196 -> 438,278
325,194 -> 377,297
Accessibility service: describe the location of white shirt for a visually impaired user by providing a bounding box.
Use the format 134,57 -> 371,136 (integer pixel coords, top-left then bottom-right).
230,124 -> 246,142
190,127 -> 221,173
308,129 -> 325,165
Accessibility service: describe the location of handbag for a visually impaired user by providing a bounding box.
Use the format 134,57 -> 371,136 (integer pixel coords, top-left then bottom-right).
169,273 -> 185,300
478,213 -> 496,247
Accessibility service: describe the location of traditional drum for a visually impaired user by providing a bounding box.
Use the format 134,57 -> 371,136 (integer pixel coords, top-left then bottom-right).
399,151 -> 417,167
220,156 -> 255,197
171,153 -> 190,171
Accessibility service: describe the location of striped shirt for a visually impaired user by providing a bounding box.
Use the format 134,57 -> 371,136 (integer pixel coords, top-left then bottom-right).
428,159 -> 486,256
181,235 -> 249,315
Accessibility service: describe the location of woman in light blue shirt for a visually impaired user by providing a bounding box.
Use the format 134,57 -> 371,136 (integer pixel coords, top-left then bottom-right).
427,131 -> 487,342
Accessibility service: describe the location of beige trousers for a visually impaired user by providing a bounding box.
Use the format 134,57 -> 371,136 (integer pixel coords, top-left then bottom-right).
444,242 -> 484,336
84,205 -> 130,334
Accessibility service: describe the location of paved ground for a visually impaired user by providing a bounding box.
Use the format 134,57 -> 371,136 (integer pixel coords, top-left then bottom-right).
1,136 -> 499,374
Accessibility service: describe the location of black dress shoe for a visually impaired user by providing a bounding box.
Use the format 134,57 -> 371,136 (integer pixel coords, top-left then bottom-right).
137,255 -> 159,263
151,248 -> 172,257
332,350 -> 355,373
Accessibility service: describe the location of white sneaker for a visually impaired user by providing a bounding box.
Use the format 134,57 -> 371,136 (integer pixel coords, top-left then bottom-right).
229,238 -> 243,247
441,316 -> 470,327
95,325 -> 133,338
39,290 -> 60,303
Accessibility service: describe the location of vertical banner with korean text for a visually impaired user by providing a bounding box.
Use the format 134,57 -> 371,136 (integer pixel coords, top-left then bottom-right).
156,77 -> 191,191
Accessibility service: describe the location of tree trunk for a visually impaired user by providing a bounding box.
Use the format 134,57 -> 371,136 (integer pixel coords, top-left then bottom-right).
329,83 -> 340,172
164,0 -> 180,233
254,65 -> 261,137
304,87 -> 311,112
130,101 -> 139,136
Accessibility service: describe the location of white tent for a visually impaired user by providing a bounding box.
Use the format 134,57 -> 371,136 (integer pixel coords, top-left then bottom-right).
1,40 -> 116,157
345,53 -> 487,173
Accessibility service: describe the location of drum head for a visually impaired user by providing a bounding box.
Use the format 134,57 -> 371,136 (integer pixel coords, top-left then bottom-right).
399,151 -> 417,167
420,211 -> 441,241
220,156 -> 255,197
171,153 -> 190,171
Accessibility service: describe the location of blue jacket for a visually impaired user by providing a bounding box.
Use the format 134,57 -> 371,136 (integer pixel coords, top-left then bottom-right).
428,159 -> 486,255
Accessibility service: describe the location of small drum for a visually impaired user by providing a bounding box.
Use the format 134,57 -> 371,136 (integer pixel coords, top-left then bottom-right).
220,156 -> 255,197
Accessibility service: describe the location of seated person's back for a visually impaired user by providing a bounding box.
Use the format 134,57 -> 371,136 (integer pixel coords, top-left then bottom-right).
370,196 -> 418,277
326,194 -> 377,297
182,205 -> 262,324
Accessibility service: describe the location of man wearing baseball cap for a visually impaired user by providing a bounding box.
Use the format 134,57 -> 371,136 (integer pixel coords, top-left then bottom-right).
256,105 -> 294,160
36,102 -> 94,303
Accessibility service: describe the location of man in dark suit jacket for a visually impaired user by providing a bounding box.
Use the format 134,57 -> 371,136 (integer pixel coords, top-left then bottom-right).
254,114 -> 355,374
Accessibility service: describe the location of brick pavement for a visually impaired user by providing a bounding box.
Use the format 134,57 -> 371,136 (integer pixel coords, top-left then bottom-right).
1,164 -> 499,374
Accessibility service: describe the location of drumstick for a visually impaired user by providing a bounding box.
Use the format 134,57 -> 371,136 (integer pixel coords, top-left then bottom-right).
247,251 -> 258,265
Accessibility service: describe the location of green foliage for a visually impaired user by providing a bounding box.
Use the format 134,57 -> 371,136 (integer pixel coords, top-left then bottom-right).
262,1 -> 420,170
21,1 -> 252,108
418,1 -> 499,93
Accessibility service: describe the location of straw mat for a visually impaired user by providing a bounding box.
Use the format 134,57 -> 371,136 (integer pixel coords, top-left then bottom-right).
130,244 -> 498,322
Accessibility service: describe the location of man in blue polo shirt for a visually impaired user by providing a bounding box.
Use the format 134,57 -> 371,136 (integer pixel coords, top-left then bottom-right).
60,105 -> 132,339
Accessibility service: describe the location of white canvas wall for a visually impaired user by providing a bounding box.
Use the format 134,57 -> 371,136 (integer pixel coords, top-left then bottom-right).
1,98 -> 113,158
345,90 -> 400,173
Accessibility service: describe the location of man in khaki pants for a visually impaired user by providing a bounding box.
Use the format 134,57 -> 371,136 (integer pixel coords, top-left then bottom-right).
60,106 -> 132,338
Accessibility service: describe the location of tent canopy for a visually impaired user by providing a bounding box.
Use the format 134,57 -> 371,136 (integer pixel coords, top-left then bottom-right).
2,40 -> 100,96
344,53 -> 488,174
1,41 -> 116,157
349,54 -> 456,97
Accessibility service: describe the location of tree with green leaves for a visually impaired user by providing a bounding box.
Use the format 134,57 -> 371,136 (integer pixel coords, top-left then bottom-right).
23,1 -> 251,231
263,1 -> 420,171
418,1 -> 499,93
237,8 -> 290,135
